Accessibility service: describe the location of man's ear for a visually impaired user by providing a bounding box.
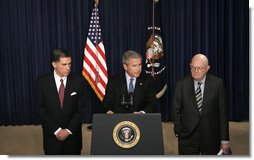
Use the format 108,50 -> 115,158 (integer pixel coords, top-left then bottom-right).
206,65 -> 210,71
52,62 -> 56,69
123,64 -> 127,71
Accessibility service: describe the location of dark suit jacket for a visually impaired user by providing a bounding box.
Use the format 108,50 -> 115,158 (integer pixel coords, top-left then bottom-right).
103,72 -> 156,113
172,74 -> 229,154
36,72 -> 85,154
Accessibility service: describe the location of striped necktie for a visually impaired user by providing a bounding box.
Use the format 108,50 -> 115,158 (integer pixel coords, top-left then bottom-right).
196,82 -> 202,113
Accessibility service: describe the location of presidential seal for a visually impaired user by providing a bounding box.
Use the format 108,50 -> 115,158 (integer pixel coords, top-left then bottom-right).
113,121 -> 140,149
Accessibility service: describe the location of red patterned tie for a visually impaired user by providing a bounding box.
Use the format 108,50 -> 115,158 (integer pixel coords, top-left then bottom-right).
59,79 -> 65,108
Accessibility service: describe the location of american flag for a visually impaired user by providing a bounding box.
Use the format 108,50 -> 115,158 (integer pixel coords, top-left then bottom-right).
82,3 -> 108,101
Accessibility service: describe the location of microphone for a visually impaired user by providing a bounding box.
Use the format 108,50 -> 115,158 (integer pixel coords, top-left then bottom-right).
121,92 -> 134,110
129,92 -> 134,106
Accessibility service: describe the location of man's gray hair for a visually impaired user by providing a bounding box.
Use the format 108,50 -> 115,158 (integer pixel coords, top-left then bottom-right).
122,50 -> 142,65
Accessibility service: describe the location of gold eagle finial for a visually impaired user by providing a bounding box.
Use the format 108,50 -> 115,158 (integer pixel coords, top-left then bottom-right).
95,0 -> 100,7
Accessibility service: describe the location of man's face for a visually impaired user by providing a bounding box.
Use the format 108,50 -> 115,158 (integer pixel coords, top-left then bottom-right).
123,58 -> 142,78
52,57 -> 72,77
190,59 -> 209,81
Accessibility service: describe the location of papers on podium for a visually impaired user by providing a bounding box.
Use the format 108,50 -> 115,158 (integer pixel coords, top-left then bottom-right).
217,149 -> 224,155
217,148 -> 232,155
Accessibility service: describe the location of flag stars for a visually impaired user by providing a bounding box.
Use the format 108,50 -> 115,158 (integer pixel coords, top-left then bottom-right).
87,6 -> 102,45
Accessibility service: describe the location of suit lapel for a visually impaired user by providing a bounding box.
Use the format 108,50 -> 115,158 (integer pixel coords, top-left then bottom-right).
119,73 -> 128,94
202,74 -> 211,113
121,72 -> 144,95
48,73 -> 62,108
135,73 -> 145,91
187,77 -> 198,111
65,74 -> 72,97
63,73 -> 76,109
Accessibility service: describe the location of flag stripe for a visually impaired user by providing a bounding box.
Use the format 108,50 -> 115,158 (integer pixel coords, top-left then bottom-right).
82,65 -> 106,99
83,49 -> 107,96
82,71 -> 104,100
84,45 -> 108,86
82,67 -> 105,95
83,58 -> 107,89
82,4 -> 108,101
85,39 -> 105,72
84,40 -> 108,81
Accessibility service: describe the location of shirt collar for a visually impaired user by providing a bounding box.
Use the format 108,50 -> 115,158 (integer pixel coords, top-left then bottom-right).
194,75 -> 206,85
54,70 -> 67,81
125,72 -> 136,81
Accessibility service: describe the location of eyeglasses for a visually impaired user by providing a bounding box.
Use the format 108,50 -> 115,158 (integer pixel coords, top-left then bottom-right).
190,66 -> 206,72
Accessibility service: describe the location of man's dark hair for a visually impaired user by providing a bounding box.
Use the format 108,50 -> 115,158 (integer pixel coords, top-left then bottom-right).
122,50 -> 142,65
52,48 -> 71,62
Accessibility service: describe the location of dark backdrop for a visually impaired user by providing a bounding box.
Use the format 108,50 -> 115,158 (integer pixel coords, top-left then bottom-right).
0,0 -> 249,125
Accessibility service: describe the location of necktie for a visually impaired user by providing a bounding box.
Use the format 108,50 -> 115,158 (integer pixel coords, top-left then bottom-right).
129,78 -> 134,93
59,79 -> 65,108
196,82 -> 202,113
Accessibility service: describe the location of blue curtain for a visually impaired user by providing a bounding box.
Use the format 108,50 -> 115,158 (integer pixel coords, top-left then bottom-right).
0,0 -> 249,125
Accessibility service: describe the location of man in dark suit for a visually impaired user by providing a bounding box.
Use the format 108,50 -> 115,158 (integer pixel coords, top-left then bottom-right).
172,53 -> 231,155
103,50 -> 156,114
36,49 -> 85,155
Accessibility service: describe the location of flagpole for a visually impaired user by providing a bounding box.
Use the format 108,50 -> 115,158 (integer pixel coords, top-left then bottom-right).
152,0 -> 155,37
95,0 -> 99,6
94,0 -> 100,84
83,0 -> 108,129
151,0 -> 155,77
88,0 -> 100,130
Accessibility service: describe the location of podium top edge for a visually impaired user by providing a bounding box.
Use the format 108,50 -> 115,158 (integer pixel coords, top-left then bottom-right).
92,113 -> 162,117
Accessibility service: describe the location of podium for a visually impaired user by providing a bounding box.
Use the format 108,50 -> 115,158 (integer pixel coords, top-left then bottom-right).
90,113 -> 164,155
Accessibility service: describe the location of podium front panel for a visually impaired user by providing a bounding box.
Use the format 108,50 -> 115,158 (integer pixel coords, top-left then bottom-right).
90,113 -> 164,155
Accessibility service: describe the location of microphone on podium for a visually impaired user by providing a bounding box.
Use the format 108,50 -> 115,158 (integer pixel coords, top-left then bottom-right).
121,92 -> 134,110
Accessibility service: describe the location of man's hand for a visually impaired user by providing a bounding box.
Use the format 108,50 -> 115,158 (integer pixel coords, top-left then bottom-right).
221,143 -> 232,155
133,111 -> 143,114
56,129 -> 70,141
107,110 -> 114,114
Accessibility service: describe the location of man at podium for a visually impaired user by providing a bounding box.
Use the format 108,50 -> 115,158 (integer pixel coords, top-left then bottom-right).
103,50 -> 157,114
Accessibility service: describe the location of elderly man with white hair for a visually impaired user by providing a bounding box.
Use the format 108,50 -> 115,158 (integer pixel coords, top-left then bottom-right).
172,53 -> 231,155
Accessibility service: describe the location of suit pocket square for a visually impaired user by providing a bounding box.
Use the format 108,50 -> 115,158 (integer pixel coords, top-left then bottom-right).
70,92 -> 77,96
